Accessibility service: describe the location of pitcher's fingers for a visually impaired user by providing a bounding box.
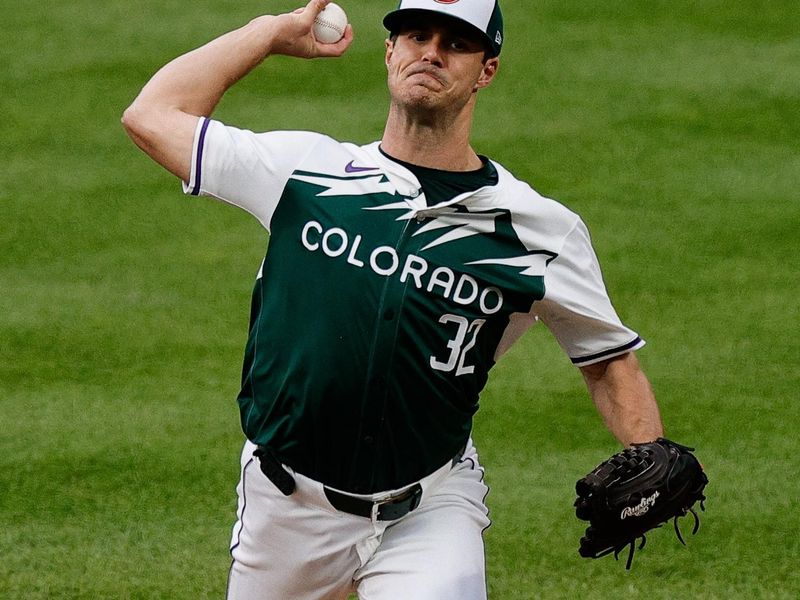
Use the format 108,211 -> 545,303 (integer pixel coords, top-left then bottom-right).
316,23 -> 354,57
297,0 -> 331,24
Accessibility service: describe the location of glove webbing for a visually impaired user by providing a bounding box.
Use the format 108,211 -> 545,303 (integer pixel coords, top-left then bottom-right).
576,447 -> 654,496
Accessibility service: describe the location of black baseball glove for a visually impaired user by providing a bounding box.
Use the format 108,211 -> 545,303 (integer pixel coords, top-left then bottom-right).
574,438 -> 708,569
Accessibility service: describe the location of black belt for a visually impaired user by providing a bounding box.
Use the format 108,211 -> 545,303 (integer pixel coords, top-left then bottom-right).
324,483 -> 423,521
255,443 -> 465,521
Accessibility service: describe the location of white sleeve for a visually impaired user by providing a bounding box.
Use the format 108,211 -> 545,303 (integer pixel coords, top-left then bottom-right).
533,218 -> 644,366
182,117 -> 324,231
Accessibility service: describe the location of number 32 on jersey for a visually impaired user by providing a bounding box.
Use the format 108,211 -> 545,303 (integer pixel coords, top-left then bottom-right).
430,313 -> 486,377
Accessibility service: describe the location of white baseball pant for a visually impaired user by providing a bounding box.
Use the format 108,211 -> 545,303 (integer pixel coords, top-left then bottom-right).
226,439 -> 491,600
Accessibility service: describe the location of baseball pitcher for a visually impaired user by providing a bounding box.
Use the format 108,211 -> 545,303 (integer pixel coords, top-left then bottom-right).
123,1 -> 696,597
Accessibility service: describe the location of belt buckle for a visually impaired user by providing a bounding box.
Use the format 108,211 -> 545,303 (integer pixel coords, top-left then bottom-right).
375,483 -> 423,521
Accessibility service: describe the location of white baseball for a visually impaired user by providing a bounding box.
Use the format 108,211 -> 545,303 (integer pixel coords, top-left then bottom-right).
313,3 -> 348,44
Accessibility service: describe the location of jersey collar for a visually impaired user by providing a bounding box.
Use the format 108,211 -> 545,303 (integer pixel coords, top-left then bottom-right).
363,142 -> 501,217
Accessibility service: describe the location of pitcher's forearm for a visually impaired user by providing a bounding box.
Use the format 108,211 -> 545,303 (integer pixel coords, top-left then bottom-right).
129,0 -> 352,118
132,16 -> 283,118
580,353 -> 664,446
121,0 -> 352,182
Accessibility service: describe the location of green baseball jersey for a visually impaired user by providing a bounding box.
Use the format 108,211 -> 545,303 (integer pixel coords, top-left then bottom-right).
184,118 -> 644,493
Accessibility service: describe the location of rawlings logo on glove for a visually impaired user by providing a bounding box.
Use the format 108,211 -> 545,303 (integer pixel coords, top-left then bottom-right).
620,491 -> 660,519
574,438 -> 708,569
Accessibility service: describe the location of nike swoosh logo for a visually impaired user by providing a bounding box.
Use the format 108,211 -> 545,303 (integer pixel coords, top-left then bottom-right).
345,160 -> 380,173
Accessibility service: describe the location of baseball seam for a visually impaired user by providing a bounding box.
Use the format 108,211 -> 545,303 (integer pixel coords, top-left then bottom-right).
314,18 -> 344,34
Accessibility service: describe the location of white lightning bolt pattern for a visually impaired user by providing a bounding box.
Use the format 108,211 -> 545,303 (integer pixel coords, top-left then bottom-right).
291,173 -> 396,197
363,201 -> 416,220
416,211 -> 504,252
466,254 -> 552,277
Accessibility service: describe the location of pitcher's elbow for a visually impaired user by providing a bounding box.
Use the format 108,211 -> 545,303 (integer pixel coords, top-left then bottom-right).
121,103 -> 144,141
122,102 -> 165,149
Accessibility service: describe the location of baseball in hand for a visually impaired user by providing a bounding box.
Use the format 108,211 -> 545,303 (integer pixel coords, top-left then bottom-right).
313,3 -> 348,44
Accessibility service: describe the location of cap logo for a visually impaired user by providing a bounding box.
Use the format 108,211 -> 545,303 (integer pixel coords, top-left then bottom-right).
434,0 -> 461,4
495,31 -> 502,45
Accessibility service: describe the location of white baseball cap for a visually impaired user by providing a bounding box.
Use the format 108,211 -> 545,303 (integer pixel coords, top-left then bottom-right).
384,0 -> 504,57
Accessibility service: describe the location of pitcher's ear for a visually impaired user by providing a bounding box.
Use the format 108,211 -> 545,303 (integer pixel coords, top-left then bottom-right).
385,37 -> 395,68
477,57 -> 499,90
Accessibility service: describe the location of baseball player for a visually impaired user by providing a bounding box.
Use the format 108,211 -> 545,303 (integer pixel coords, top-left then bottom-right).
122,1 -> 665,598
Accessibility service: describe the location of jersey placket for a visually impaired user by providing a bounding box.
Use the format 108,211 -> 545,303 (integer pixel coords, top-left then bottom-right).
349,193 -> 430,493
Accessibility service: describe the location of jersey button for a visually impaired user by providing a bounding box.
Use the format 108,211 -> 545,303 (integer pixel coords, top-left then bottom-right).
363,435 -> 374,445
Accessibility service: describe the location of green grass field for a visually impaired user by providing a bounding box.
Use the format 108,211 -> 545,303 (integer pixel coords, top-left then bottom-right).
1,0 -> 798,598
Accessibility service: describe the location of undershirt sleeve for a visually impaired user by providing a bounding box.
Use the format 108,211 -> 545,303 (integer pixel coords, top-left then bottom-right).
182,117 -> 323,231
533,218 -> 644,366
